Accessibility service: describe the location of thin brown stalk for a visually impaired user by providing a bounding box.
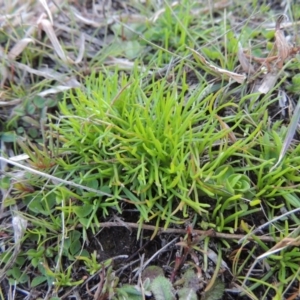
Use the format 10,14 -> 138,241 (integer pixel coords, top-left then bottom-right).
75,222 -> 278,243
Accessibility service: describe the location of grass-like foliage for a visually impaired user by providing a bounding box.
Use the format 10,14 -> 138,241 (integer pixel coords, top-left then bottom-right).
52,63 -> 300,235
54,68 -> 220,228
3,0 -> 300,298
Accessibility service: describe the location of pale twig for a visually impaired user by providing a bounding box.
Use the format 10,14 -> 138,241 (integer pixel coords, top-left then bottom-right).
0,156 -> 125,200
238,207 -> 300,244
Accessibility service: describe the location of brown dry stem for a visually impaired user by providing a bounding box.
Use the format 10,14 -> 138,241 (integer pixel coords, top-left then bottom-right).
78,221 -> 279,243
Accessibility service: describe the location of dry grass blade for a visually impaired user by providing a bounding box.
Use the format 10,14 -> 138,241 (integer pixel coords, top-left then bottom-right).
74,33 -> 85,64
0,46 -> 9,87
0,156 -> 122,199
257,72 -> 279,94
7,58 -> 67,81
1,1 -> 33,27
260,235 -> 300,260
275,15 -> 291,69
207,248 -> 229,271
150,1 -> 179,22
238,42 -> 255,74
0,98 -> 22,106
72,9 -> 112,27
56,23 -> 105,47
38,0 -> 53,24
8,38 -> 35,60
13,215 -> 28,245
238,207 -> 300,244
105,57 -> 150,72
215,114 -> 237,143
187,47 -> 246,83
6,154 -> 29,161
38,15 -> 72,63
271,97 -> 300,171
37,84 -> 79,97
242,227 -> 300,289
190,0 -> 231,15
0,215 -> 28,281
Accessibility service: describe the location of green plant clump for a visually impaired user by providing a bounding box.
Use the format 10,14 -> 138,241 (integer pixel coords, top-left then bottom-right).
53,68 -> 233,227
52,67 -> 300,230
